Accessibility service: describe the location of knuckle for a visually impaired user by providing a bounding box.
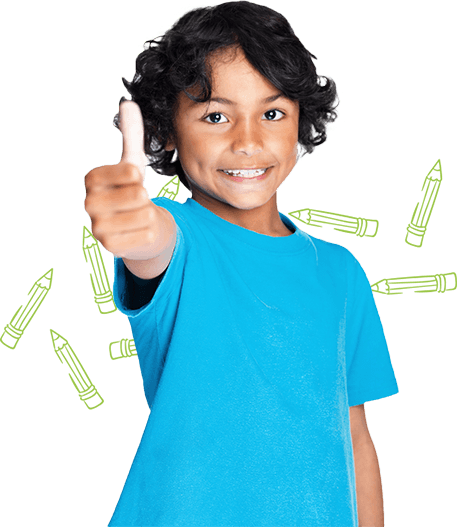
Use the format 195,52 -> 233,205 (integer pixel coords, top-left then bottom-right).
84,196 -> 93,214
125,163 -> 141,181
101,237 -> 115,254
85,167 -> 101,187
92,228 -> 101,241
84,169 -> 94,186
93,228 -> 105,244
86,165 -> 115,188
85,194 -> 102,215
91,219 -> 102,239
134,186 -> 146,201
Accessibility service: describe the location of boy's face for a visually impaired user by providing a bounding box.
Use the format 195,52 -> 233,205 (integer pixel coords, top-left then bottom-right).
166,47 -> 300,231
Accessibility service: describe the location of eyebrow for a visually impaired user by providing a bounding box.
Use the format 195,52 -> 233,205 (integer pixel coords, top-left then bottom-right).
189,93 -> 287,107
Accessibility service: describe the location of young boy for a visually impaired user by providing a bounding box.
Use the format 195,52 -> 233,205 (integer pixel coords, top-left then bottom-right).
84,2 -> 398,526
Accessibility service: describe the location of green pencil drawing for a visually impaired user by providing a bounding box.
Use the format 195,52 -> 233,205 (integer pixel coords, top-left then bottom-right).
287,208 -> 379,238
82,227 -> 117,314
50,329 -> 104,409
108,338 -> 137,360
156,176 -> 181,200
371,272 -> 456,294
1,269 -> 53,350
405,159 -> 443,248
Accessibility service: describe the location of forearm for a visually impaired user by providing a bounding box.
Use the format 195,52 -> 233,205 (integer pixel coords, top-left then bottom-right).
353,437 -> 384,527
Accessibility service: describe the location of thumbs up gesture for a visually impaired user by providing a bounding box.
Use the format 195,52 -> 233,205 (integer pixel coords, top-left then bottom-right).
84,100 -> 175,262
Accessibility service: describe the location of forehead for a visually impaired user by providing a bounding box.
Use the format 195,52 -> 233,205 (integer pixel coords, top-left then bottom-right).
177,47 -> 282,109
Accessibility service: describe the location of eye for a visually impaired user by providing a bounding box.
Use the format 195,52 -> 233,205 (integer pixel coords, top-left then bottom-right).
263,109 -> 285,121
203,113 -> 228,124
203,110 -> 285,124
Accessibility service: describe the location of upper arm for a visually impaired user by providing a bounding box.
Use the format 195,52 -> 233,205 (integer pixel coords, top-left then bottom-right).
349,404 -> 371,446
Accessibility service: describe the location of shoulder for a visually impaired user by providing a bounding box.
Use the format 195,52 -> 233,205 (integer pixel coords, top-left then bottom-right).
304,232 -> 359,271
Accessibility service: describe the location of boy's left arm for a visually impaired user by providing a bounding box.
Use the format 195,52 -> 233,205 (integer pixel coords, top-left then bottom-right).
350,404 -> 385,527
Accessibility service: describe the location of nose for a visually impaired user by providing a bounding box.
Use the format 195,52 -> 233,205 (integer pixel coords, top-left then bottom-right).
231,118 -> 263,157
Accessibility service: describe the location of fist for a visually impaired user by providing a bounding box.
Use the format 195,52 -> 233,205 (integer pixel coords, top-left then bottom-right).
84,100 -> 164,260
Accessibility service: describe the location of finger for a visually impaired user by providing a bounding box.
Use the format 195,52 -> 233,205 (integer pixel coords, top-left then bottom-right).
101,228 -> 156,257
91,203 -> 154,238
85,164 -> 142,191
85,184 -> 149,216
118,100 -> 147,173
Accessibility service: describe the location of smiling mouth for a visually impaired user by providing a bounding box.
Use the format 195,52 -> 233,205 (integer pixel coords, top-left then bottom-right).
220,168 -> 269,178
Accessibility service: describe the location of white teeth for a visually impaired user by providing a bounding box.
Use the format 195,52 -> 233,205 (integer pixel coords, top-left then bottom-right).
223,168 -> 267,178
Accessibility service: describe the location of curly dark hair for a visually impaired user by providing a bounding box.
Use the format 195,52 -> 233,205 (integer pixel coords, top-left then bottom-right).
113,1 -> 338,191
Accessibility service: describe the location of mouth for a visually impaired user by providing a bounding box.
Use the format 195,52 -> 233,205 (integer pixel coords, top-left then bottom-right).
219,167 -> 271,181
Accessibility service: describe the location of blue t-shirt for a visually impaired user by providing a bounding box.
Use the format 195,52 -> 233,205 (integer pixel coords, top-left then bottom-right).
109,197 -> 399,527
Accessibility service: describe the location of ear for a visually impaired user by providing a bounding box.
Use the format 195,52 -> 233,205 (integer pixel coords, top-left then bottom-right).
165,141 -> 176,152
165,135 -> 176,152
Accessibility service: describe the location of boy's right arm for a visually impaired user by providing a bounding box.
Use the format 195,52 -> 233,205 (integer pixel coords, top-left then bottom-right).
122,204 -> 176,280
84,100 -> 177,280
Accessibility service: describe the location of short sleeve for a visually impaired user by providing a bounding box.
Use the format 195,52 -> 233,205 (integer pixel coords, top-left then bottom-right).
345,255 -> 399,406
123,265 -> 167,311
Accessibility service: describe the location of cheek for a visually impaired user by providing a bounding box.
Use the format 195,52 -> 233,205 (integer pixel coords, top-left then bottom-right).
275,116 -> 298,143
274,128 -> 299,161
195,134 -> 226,169
178,131 -> 219,172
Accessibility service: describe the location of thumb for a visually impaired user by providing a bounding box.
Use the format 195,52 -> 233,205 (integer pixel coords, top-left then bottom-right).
118,99 -> 147,175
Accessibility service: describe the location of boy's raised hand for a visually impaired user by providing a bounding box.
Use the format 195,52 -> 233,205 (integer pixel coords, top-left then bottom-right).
84,100 -> 170,261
